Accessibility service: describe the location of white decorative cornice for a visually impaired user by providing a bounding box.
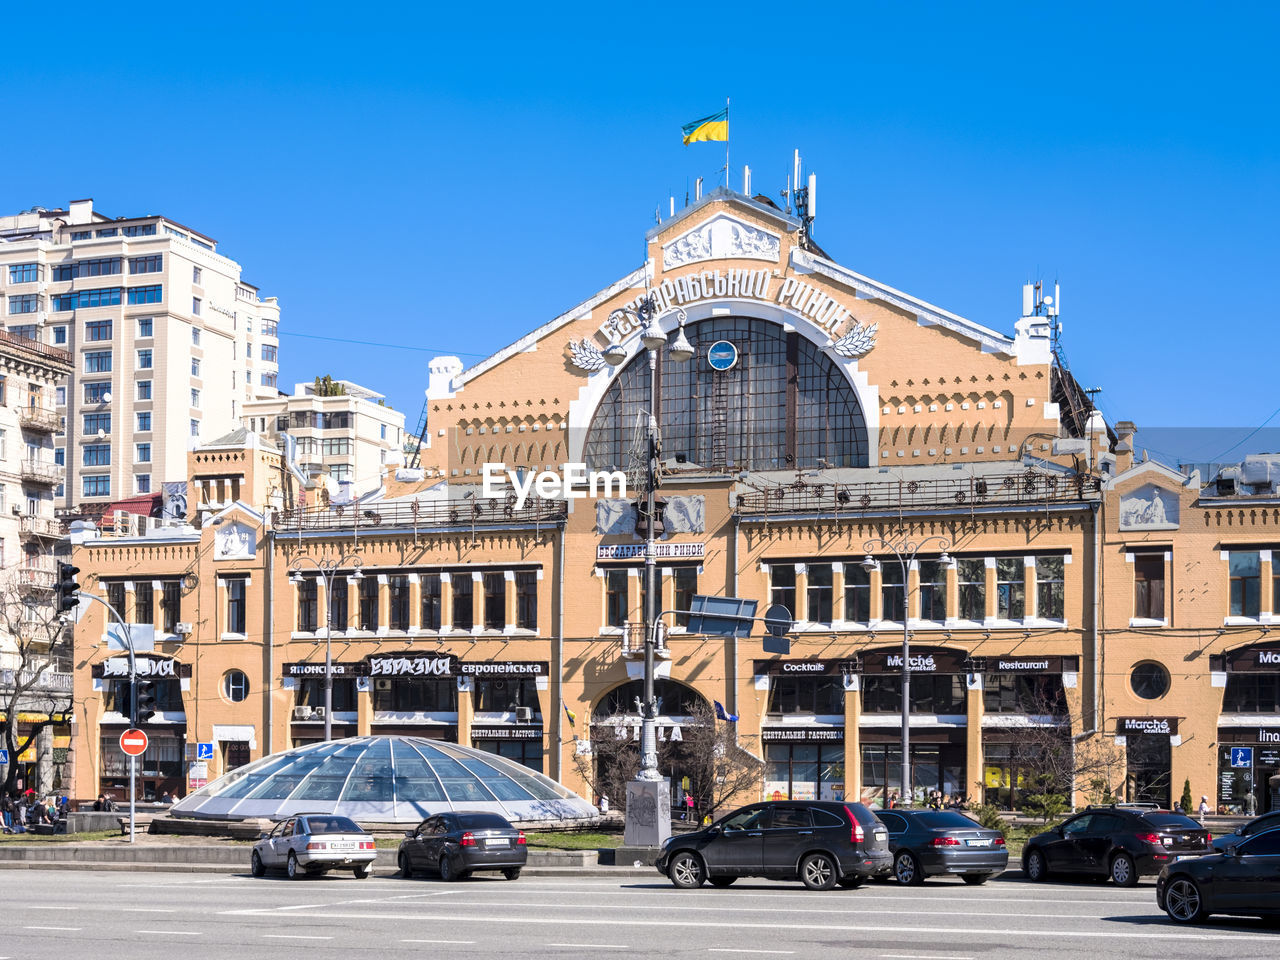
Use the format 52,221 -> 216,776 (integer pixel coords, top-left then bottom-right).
662,213 -> 781,269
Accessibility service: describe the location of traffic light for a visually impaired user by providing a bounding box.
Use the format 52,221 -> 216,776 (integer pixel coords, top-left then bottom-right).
55,562 -> 80,613
634,498 -> 667,539
135,679 -> 158,724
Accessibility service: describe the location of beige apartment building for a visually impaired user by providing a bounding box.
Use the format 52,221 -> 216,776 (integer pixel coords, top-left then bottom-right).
0,329 -> 74,794
63,187 -> 1279,820
243,379 -> 405,502
0,199 -> 280,514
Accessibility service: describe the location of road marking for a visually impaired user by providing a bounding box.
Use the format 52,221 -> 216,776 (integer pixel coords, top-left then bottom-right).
136,931 -> 202,936
710,951 -> 795,955
262,934 -> 333,941
546,944 -> 630,950
23,926 -> 82,932
881,955 -> 973,960
122,908 -> 177,913
401,940 -> 476,945
244,911 -> 1280,942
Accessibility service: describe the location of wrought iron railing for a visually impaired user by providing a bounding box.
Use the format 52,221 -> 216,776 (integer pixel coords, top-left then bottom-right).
275,497 -> 568,532
736,470 -> 1101,516
18,405 -> 61,433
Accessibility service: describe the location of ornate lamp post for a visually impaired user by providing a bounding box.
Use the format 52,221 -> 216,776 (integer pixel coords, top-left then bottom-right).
288,554 -> 364,741
862,535 -> 950,806
603,294 -> 693,786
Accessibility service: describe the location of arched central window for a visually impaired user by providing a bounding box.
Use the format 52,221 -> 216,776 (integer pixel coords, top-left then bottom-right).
583,317 -> 867,472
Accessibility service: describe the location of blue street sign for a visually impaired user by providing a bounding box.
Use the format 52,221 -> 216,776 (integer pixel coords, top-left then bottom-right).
0,749 -> 8,764
195,742 -> 214,762
1231,746 -> 1253,768
707,340 -> 738,371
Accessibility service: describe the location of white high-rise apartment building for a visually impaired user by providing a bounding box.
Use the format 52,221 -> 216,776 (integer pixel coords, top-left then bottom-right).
0,199 -> 281,512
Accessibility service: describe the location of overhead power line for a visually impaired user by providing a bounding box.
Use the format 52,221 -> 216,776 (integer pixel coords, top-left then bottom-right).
280,330 -> 488,357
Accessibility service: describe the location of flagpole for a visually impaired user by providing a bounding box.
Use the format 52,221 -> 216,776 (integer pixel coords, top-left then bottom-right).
725,97 -> 730,189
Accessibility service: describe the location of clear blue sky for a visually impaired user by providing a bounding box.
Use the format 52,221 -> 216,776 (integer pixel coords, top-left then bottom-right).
5,3 -> 1276,462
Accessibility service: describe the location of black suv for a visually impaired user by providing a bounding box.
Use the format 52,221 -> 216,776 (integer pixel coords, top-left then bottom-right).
1022,805 -> 1210,886
655,800 -> 891,890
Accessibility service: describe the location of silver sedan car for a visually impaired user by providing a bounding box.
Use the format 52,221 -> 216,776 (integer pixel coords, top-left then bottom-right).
250,813 -> 377,879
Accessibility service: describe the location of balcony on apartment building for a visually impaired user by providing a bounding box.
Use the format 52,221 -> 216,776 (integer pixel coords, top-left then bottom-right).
18,402 -> 61,434
18,513 -> 63,540
19,458 -> 64,486
0,665 -> 73,697
16,556 -> 58,591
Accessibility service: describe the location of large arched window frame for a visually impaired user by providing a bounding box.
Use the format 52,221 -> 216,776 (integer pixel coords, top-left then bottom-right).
583,317 -> 868,473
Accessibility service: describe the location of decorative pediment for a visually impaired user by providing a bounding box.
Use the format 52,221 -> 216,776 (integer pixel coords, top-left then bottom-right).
662,213 -> 781,269
1119,483 -> 1180,530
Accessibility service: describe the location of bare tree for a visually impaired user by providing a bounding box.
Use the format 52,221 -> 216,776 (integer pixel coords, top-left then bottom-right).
573,701 -> 764,821
0,571 -> 73,798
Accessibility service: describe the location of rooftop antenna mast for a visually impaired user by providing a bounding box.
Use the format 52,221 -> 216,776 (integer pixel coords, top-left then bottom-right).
787,149 -> 817,247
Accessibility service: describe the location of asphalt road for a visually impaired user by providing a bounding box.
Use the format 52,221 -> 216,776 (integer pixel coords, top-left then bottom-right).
2,868 -> 1277,959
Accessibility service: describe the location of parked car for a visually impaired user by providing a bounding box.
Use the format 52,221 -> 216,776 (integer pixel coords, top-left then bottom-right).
1157,826 -> 1280,923
874,808 -> 1008,885
250,813 -> 376,879
398,811 -> 528,881
655,800 -> 890,891
1210,809 -> 1280,853
1022,805 -> 1210,886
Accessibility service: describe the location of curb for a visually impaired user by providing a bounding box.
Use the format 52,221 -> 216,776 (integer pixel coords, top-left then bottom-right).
0,860 -> 657,878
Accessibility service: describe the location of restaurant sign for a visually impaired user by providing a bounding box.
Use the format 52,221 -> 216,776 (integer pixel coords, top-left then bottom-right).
1116,716 -> 1179,736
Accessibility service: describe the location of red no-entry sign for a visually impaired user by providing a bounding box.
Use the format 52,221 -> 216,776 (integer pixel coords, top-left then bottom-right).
120,728 -> 149,757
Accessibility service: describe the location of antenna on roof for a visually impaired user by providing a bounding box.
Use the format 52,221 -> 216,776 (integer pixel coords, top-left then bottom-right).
695,177 -> 703,201
791,149 -> 816,247
743,164 -> 751,195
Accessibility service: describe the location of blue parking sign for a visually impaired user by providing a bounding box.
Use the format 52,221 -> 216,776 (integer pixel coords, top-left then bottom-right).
1231,746 -> 1253,768
196,742 -> 214,761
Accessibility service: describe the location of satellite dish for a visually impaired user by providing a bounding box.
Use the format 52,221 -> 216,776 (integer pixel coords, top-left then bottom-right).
97,429 -> 107,440
102,392 -> 112,403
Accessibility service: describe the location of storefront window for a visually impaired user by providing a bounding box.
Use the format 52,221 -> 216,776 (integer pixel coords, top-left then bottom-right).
101,731 -> 183,780
475,738 -> 543,773
861,743 -> 963,808
297,678 -> 357,712
862,674 -> 965,714
983,674 -> 1066,714
982,739 -> 1067,810
373,677 -> 457,712
474,678 -> 539,713
766,675 -> 844,715
1222,674 -> 1280,712
765,743 -> 844,801
105,677 -> 183,715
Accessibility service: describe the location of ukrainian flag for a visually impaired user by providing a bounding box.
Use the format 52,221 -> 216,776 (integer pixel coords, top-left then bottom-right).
563,702 -> 577,729
682,107 -> 728,145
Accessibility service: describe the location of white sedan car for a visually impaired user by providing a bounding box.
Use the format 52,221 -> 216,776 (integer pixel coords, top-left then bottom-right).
250,813 -> 377,879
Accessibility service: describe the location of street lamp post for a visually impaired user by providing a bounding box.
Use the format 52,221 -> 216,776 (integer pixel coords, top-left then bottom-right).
862,535 -> 950,807
288,554 -> 364,741
603,295 -> 693,791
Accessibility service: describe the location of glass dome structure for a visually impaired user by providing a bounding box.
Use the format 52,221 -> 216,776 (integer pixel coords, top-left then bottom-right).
171,736 -> 597,823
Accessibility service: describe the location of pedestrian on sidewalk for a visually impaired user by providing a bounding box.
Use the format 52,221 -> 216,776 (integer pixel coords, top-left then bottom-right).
599,794 -> 609,814
1198,795 -> 1210,821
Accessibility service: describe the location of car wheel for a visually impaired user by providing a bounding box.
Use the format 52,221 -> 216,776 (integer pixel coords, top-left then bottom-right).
894,851 -> 924,886
1025,849 -> 1048,882
667,851 -> 706,889
1110,852 -> 1137,887
800,853 -> 839,891
439,854 -> 456,882
709,876 -> 735,888
250,851 -> 265,878
398,852 -> 414,878
961,873 -> 991,885
1164,877 -> 1206,924
502,867 -> 522,881
354,864 -> 371,879
837,877 -> 864,889
286,852 -> 302,880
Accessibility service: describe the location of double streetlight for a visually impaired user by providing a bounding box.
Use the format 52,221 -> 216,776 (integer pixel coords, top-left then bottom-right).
602,294 -> 693,781
288,554 -> 364,741
861,535 -> 951,807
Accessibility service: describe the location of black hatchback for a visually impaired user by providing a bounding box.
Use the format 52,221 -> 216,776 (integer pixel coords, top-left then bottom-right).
1023,805 -> 1210,886
655,800 -> 891,890
874,808 -> 1008,885
397,811 -> 528,881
